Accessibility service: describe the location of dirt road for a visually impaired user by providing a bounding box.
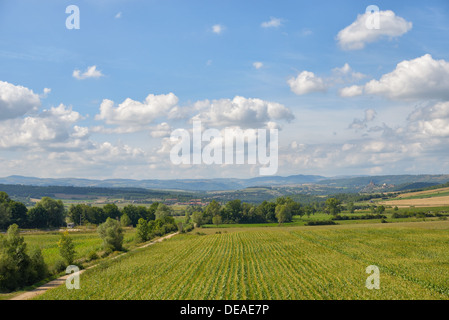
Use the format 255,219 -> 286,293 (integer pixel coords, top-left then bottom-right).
9,232 -> 178,300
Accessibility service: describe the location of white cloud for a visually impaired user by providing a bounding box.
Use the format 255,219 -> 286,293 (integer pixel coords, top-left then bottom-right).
407,101 -> 449,137
0,80 -> 41,120
261,17 -> 283,28
115,12 -> 122,19
332,63 -> 366,81
212,24 -> 225,34
150,122 -> 172,138
287,71 -> 327,95
0,104 -> 84,149
191,96 -> 294,128
337,10 -> 412,50
339,85 -> 363,97
343,55 -> 449,100
73,65 -> 104,80
363,54 -> 449,100
95,92 -> 179,127
348,109 -> 377,130
253,62 -> 263,69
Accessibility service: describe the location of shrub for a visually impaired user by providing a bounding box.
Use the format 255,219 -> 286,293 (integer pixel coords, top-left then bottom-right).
87,250 -> 99,262
52,259 -> 67,274
305,221 -> 337,226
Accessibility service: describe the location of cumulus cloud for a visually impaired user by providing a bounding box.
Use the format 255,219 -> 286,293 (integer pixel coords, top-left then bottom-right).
0,80 -> 41,120
73,65 -> 104,80
212,24 -> 225,34
261,17 -> 283,28
0,104 -> 85,149
191,96 -> 294,128
332,63 -> 366,82
364,54 -> 449,100
150,122 -> 172,138
337,10 -> 412,50
342,55 -> 449,100
287,71 -> 327,95
339,85 -> 363,97
95,92 -> 179,128
253,62 -> 263,69
407,101 -> 449,137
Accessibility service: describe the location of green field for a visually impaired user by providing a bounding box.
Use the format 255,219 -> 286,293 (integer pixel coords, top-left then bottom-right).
22,229 -> 137,267
36,221 -> 449,300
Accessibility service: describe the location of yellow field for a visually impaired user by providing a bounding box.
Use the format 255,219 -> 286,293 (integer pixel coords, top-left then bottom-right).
381,195 -> 449,207
396,187 -> 449,198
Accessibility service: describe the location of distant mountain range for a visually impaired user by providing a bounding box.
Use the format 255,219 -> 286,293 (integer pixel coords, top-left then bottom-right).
1,174 -> 449,192
0,174 -> 325,191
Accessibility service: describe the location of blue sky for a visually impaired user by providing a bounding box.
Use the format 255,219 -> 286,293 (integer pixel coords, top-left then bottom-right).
1,0 -> 449,179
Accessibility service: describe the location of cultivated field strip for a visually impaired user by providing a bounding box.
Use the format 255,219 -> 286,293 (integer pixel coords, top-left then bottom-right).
37,226 -> 449,300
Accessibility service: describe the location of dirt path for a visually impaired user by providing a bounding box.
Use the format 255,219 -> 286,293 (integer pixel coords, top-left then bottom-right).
9,232 -> 179,300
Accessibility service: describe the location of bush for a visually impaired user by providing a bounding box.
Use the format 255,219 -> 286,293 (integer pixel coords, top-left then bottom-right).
87,250 -> 99,262
97,218 -> 124,252
182,223 -> 194,233
52,259 -> 67,274
305,221 -> 337,226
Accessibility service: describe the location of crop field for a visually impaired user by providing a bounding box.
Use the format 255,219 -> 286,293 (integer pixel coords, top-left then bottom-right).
382,196 -> 449,207
37,221 -> 449,300
380,186 -> 449,207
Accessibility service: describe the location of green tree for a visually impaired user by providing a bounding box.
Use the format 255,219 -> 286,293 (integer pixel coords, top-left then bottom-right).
58,231 -> 76,265
29,247 -> 48,281
275,204 -> 292,225
212,215 -> 222,227
103,203 -> 121,220
347,202 -> 355,213
325,198 -> 342,216
0,202 -> 11,230
204,200 -> 221,224
136,218 -> 149,243
0,224 -> 31,290
303,205 -> 316,218
224,199 -> 242,223
377,205 -> 386,214
184,211 -> 191,224
120,214 -> 131,227
35,197 -> 65,228
155,204 -> 172,220
192,211 -> 204,227
27,206 -> 47,229
97,218 -> 124,252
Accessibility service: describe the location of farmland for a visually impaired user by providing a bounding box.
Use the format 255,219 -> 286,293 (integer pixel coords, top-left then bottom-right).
21,229 -> 137,267
380,186 -> 449,207
36,221 -> 449,300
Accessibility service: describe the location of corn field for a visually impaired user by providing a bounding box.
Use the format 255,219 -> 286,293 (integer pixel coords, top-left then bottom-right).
37,223 -> 449,300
